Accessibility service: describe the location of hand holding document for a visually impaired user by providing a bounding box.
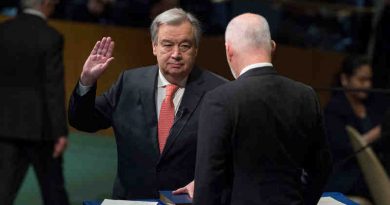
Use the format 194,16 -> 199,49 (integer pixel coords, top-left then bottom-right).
317,197 -> 349,205
101,199 -> 158,205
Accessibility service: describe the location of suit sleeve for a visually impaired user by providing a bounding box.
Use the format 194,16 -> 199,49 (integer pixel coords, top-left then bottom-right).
194,91 -> 232,205
303,89 -> 333,205
44,34 -> 68,138
68,69 -> 124,132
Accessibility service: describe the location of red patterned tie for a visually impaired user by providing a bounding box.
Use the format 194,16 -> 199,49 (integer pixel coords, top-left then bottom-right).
158,84 -> 179,153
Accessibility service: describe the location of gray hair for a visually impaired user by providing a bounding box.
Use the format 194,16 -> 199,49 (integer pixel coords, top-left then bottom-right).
150,8 -> 202,47
225,13 -> 272,52
21,0 -> 44,9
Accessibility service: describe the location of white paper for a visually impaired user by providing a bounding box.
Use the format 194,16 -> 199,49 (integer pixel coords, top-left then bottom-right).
317,196 -> 346,205
101,199 -> 158,205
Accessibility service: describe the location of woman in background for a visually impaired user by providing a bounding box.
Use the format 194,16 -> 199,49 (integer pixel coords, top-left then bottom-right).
324,55 -> 389,202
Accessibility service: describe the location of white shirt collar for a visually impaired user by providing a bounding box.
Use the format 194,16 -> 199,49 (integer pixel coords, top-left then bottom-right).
240,62 -> 273,76
157,69 -> 187,88
23,9 -> 46,20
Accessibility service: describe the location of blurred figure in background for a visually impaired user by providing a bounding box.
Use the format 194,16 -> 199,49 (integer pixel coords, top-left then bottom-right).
372,0 -> 390,89
324,55 -> 390,203
0,0 -> 19,16
65,0 -> 113,24
0,0 -> 69,205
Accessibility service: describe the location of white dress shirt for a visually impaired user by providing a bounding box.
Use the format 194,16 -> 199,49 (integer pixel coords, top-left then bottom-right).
23,8 -> 46,20
240,62 -> 273,76
156,69 -> 186,118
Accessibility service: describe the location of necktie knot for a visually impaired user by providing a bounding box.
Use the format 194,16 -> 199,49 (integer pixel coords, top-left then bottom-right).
165,84 -> 179,97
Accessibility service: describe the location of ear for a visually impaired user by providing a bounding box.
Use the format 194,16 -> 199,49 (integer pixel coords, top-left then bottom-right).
271,40 -> 276,52
193,46 -> 198,57
225,42 -> 233,62
152,41 -> 157,56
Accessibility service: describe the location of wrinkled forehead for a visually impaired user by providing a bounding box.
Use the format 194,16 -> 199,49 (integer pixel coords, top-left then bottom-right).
156,21 -> 196,43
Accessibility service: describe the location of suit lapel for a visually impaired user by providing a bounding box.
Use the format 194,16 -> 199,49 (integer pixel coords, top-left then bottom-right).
159,67 -> 205,159
139,66 -> 160,156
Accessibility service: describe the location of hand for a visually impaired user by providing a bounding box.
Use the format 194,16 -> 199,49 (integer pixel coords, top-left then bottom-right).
172,180 -> 194,198
362,125 -> 381,144
80,36 -> 115,86
53,136 -> 68,158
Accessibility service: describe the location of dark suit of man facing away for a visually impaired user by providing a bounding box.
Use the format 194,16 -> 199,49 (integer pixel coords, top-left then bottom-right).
68,8 -> 226,199
194,13 -> 332,205
0,0 -> 69,205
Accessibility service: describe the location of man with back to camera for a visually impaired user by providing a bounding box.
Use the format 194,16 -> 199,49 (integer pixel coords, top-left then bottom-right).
193,13 -> 332,205
0,0 -> 69,205
68,8 -> 226,200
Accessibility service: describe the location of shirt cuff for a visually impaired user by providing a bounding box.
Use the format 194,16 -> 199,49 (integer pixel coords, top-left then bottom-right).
77,81 -> 92,96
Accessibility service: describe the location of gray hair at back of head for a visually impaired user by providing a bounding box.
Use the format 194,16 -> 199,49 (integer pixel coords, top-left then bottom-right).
150,8 -> 202,47
21,0 -> 44,9
225,13 -> 272,52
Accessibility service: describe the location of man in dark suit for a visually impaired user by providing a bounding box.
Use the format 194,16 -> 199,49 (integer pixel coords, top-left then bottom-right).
68,8 -> 226,199
193,13 -> 332,205
0,0 -> 69,205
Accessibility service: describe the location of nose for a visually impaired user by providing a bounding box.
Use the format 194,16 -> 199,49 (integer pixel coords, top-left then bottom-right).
171,46 -> 182,60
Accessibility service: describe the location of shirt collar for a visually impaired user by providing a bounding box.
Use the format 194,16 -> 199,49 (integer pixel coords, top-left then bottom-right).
240,62 -> 273,76
23,8 -> 46,20
158,69 -> 187,88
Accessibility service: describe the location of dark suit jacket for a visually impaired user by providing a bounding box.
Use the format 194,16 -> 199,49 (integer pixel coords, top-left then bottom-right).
68,65 -> 226,199
194,67 -> 332,205
0,13 -> 68,141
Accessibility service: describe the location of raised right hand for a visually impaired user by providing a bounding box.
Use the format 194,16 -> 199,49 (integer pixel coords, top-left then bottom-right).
80,36 -> 115,86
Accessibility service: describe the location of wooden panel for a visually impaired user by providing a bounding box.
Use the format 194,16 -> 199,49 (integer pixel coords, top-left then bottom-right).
311,49 -> 345,106
273,45 -> 315,84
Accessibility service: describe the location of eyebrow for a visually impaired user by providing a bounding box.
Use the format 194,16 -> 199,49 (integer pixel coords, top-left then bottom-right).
160,39 -> 193,44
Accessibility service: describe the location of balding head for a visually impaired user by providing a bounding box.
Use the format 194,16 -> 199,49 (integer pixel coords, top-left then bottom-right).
21,0 -> 58,17
224,13 -> 275,78
225,13 -> 272,53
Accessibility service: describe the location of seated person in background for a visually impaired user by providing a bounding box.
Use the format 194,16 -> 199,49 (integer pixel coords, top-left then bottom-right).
64,0 -> 118,24
324,55 -> 390,201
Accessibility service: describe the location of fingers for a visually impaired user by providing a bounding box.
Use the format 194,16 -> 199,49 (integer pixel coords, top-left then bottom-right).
172,187 -> 186,195
52,137 -> 68,158
172,180 -> 194,198
102,37 -> 111,56
102,57 -> 114,69
53,148 -> 60,158
172,187 -> 193,198
90,41 -> 101,55
90,37 -> 115,57
106,40 -> 115,58
188,191 -> 193,199
52,143 -> 62,158
98,37 -> 107,55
